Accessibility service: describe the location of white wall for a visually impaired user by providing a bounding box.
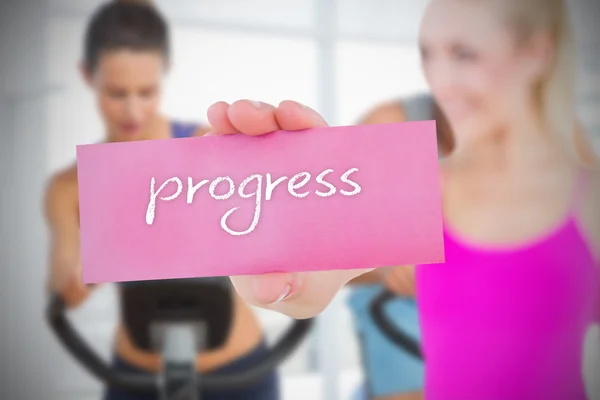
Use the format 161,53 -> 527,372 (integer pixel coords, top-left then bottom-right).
571,0 -> 600,152
0,2 -> 62,399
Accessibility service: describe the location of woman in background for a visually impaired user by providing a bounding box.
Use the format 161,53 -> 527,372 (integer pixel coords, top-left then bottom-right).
346,95 -> 452,400
43,2 -> 279,399
224,0 -> 600,399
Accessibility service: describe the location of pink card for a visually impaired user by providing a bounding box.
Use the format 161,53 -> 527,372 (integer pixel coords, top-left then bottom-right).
77,121 -> 445,284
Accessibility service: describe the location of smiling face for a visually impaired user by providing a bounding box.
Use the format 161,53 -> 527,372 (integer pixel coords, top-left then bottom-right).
84,50 -> 165,142
419,0 -> 560,147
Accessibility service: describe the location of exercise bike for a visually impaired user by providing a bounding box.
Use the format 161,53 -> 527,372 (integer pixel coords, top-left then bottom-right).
369,289 -> 423,360
47,277 -> 314,400
351,288 -> 423,400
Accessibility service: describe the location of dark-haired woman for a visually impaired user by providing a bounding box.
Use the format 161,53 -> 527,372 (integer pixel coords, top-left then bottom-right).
43,2 -> 279,399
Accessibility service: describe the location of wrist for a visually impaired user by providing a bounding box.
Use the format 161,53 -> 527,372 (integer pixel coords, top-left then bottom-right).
376,267 -> 392,278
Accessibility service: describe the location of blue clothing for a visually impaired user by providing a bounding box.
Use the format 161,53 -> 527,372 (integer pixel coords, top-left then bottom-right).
347,285 -> 424,397
171,120 -> 199,139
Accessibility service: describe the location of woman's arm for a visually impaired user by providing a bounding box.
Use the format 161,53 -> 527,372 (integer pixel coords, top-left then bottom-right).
44,170 -> 94,308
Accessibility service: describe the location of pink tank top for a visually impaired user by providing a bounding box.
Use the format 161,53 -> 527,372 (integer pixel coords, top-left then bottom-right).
416,173 -> 600,400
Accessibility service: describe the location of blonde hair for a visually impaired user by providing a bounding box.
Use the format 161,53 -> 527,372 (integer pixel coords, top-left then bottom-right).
498,0 -> 581,161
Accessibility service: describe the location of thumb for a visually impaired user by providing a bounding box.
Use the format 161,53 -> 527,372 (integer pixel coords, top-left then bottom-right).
230,268 -> 373,319
231,272 -> 300,306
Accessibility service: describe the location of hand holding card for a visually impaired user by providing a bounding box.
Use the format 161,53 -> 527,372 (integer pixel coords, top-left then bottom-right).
209,100 -> 382,319
76,100 -> 444,319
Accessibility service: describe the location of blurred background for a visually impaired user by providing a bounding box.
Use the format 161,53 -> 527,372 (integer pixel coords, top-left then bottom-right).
0,0 -> 598,399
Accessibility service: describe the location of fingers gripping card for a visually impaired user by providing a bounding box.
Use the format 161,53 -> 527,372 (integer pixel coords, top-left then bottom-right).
77,121 -> 445,283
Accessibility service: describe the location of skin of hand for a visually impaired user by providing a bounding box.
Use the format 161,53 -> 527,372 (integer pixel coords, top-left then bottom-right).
206,99 -> 373,319
378,265 -> 417,297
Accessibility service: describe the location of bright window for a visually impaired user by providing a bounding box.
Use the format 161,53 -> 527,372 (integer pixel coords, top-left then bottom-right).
335,42 -> 428,126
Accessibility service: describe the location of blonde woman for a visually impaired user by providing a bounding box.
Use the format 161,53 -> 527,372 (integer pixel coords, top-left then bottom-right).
219,0 -> 600,399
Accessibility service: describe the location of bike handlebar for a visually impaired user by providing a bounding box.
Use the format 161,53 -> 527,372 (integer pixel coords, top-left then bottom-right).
368,290 -> 423,360
47,294 -> 313,391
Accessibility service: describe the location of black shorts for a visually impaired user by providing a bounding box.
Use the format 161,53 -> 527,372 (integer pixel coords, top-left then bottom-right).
103,341 -> 280,400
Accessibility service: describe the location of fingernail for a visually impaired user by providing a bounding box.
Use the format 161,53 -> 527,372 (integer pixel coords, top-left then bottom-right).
203,131 -> 216,136
272,283 -> 294,303
249,100 -> 262,109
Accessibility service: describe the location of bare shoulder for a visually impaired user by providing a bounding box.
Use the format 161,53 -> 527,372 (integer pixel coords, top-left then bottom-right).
579,168 -> 600,262
44,163 -> 79,220
358,101 -> 406,124
46,163 -> 78,195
